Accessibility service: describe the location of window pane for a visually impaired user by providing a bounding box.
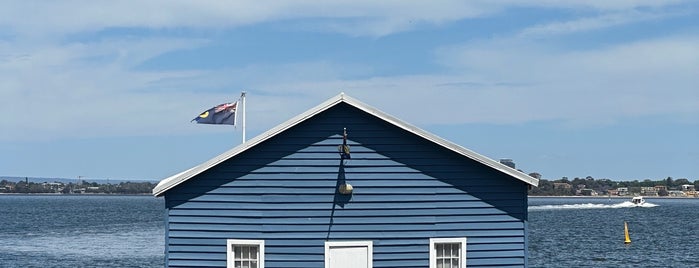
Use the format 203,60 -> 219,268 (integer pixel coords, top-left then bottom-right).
230,242 -> 262,268
233,246 -> 258,261
251,246 -> 258,259
435,242 -> 463,268
234,246 -> 241,258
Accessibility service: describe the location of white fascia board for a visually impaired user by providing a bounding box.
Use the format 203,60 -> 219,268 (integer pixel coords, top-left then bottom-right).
153,93 -> 346,196
342,95 -> 539,187
153,93 -> 538,197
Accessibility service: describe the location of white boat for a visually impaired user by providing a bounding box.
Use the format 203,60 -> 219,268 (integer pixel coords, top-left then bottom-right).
631,196 -> 645,206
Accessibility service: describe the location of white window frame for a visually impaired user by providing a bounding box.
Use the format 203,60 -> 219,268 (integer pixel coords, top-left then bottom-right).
325,241 -> 373,268
227,239 -> 265,268
429,237 -> 467,268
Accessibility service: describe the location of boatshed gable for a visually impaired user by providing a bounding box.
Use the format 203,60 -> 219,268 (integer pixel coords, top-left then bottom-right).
163,102 -> 529,217
156,93 -> 537,267
153,93 -> 538,197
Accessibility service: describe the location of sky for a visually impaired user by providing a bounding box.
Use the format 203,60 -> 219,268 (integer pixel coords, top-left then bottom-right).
1,1 -> 697,182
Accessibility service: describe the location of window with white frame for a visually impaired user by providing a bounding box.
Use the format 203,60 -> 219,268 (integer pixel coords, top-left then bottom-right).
429,237 -> 467,268
227,239 -> 264,268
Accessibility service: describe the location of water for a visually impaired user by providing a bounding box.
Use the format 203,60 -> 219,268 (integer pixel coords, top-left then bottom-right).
529,197 -> 699,267
2,195 -> 697,267
0,195 -> 164,268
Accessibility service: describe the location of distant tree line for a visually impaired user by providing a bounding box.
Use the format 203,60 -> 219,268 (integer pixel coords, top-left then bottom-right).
0,179 -> 156,194
528,175 -> 699,196
3,175 -> 697,196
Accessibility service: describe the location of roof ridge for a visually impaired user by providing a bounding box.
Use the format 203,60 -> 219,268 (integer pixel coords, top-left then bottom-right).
153,93 -> 537,196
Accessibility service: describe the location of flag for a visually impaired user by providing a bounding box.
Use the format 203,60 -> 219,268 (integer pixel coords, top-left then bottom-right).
192,102 -> 237,125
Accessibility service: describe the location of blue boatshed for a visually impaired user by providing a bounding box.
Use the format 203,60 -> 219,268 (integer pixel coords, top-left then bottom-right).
153,93 -> 539,268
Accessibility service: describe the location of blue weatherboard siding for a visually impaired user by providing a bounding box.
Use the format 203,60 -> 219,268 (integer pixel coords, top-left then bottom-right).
164,103 -> 529,267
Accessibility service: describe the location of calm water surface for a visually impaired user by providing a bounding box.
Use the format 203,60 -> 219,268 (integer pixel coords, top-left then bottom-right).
2,195 -> 697,267
528,197 -> 699,268
0,195 -> 163,268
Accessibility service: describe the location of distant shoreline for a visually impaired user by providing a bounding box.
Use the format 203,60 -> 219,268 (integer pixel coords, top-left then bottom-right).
0,193 -> 152,196
529,195 -> 698,198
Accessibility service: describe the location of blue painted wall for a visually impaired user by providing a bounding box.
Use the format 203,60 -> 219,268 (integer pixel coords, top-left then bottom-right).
164,103 -> 529,267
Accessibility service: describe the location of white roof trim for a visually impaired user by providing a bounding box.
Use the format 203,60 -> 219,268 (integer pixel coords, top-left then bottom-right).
153,93 -> 538,196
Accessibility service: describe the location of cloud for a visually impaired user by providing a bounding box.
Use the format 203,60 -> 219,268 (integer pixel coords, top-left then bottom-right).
0,1 -> 496,38
2,1 -> 688,39
0,36 -> 212,141
3,31 -> 697,141
508,0 -> 688,10
1,1 -> 697,143
518,10 -> 681,37
218,32 -> 699,129
433,35 -> 699,126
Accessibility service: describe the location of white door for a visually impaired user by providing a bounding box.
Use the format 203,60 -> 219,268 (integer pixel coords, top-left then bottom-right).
325,241 -> 373,268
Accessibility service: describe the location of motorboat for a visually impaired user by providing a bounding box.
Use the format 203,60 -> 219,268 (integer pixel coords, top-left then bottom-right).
630,196 -> 645,206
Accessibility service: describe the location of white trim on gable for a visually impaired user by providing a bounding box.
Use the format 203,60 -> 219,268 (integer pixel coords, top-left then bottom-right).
153,93 -> 538,196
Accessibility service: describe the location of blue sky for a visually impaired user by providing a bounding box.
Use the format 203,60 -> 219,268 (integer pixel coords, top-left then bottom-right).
1,1 -> 697,182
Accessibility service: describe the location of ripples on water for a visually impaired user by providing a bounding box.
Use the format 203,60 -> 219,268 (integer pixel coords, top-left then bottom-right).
529,201 -> 658,211
0,195 -> 164,268
528,197 -> 699,268
2,195 -> 697,267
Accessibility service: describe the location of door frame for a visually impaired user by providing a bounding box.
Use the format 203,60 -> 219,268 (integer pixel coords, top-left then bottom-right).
324,241 -> 373,268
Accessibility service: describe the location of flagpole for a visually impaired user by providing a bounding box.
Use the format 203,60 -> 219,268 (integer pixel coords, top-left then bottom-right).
241,91 -> 247,143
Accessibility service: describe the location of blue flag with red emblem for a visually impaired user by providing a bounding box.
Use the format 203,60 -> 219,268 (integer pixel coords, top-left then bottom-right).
192,102 -> 237,125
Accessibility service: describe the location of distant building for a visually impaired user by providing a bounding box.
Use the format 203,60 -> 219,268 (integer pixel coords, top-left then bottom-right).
654,186 -> 668,196
86,187 -> 100,191
43,182 -> 64,193
640,187 -> 658,196
580,189 -> 598,196
616,187 -> 629,196
654,185 -> 667,191
553,183 -> 572,190
680,185 -> 696,197
668,190 -> 687,197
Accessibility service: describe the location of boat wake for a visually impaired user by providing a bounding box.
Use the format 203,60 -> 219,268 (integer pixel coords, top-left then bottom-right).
529,201 -> 658,211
